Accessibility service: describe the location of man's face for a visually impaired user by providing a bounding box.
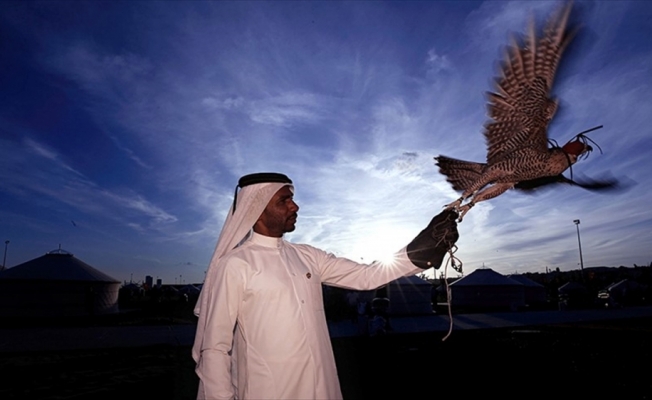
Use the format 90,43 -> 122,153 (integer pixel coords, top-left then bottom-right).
254,186 -> 299,237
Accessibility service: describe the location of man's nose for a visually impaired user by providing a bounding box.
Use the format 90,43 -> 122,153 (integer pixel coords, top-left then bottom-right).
290,200 -> 299,212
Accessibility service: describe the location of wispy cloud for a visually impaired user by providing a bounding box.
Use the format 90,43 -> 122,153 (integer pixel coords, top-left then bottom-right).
24,138 -> 85,177
2,137 -> 177,235
108,136 -> 152,169
425,48 -> 452,76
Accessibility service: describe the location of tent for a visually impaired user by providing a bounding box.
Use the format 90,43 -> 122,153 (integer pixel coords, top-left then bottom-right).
557,281 -> 590,309
507,274 -> 547,306
0,249 -> 120,317
605,279 -> 644,306
446,268 -> 525,311
385,275 -> 434,315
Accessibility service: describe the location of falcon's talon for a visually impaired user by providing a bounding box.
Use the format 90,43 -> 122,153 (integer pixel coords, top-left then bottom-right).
444,197 -> 463,211
457,204 -> 472,222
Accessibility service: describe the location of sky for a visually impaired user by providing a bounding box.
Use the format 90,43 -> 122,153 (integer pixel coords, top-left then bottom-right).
1,1 -> 651,285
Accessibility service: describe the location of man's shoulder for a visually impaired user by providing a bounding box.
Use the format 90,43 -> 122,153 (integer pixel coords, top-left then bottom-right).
285,241 -> 331,258
220,241 -> 257,261
219,238 -> 286,262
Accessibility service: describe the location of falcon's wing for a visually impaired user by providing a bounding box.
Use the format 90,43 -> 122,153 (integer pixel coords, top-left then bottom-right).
484,3 -> 576,165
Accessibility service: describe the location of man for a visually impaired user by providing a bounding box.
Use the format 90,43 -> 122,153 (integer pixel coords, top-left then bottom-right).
193,172 -> 458,399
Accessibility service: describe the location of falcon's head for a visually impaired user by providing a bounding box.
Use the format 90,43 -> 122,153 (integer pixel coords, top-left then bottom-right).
562,139 -> 592,163
560,125 -> 604,164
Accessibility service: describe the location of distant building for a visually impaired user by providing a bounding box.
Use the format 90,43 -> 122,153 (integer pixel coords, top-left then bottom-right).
385,275 -> 434,316
507,274 -> 547,307
604,279 -> 645,306
557,281 -> 589,309
444,268 -> 525,311
0,248 -> 120,318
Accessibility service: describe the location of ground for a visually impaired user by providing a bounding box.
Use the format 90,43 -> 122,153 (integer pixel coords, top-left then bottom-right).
1,317 -> 651,399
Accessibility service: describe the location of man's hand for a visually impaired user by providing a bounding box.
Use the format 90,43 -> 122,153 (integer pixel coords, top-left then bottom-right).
406,209 -> 459,269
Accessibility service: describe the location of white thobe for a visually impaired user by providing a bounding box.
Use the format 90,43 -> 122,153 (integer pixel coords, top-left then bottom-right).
194,232 -> 421,400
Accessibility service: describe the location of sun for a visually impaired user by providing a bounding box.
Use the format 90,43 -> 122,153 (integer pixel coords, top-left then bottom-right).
352,226 -> 412,266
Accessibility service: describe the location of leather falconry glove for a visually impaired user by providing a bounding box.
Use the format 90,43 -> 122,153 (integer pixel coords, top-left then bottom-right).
407,209 -> 459,269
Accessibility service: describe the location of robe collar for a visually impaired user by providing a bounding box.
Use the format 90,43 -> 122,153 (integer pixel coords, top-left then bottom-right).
251,231 -> 284,249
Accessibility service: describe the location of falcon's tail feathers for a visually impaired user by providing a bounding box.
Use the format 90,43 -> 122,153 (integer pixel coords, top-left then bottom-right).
435,156 -> 486,192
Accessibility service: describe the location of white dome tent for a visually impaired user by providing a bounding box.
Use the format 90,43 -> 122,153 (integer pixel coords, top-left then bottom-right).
0,248 -> 120,318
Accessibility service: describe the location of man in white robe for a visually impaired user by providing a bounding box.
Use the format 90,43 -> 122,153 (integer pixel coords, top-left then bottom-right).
193,172 -> 458,399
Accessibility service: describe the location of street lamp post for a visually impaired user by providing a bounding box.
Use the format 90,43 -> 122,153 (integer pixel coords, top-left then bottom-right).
573,219 -> 585,281
2,240 -> 9,269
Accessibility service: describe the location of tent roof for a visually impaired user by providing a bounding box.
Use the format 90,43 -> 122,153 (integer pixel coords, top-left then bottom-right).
507,274 -> 545,288
607,279 -> 640,291
0,249 -> 119,283
450,268 -> 523,287
391,275 -> 432,286
558,281 -> 586,291
607,279 -> 627,290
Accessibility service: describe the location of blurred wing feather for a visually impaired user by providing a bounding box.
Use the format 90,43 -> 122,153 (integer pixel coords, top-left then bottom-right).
514,173 -> 628,193
484,3 -> 575,165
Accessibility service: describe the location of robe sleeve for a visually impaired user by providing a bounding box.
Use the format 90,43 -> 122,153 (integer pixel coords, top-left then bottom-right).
310,246 -> 422,290
194,258 -> 245,400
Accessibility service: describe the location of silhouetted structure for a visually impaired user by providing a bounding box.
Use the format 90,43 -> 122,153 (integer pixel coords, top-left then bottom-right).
604,279 -> 646,306
443,268 -> 525,311
0,248 -> 120,318
385,275 -> 433,316
557,281 -> 589,309
507,274 -> 547,308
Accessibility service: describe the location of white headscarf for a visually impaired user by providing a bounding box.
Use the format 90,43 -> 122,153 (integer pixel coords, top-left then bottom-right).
193,180 -> 292,318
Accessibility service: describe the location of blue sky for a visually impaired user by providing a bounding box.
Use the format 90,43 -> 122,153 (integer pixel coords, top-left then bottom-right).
1,1 -> 651,284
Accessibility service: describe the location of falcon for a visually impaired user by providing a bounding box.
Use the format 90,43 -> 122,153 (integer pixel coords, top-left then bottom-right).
436,2 -> 617,222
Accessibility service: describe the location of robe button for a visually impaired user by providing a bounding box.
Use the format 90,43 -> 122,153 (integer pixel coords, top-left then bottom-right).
306,273 -> 311,279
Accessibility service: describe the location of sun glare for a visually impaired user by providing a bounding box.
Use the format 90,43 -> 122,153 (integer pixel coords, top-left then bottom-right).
352,227 -> 411,266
